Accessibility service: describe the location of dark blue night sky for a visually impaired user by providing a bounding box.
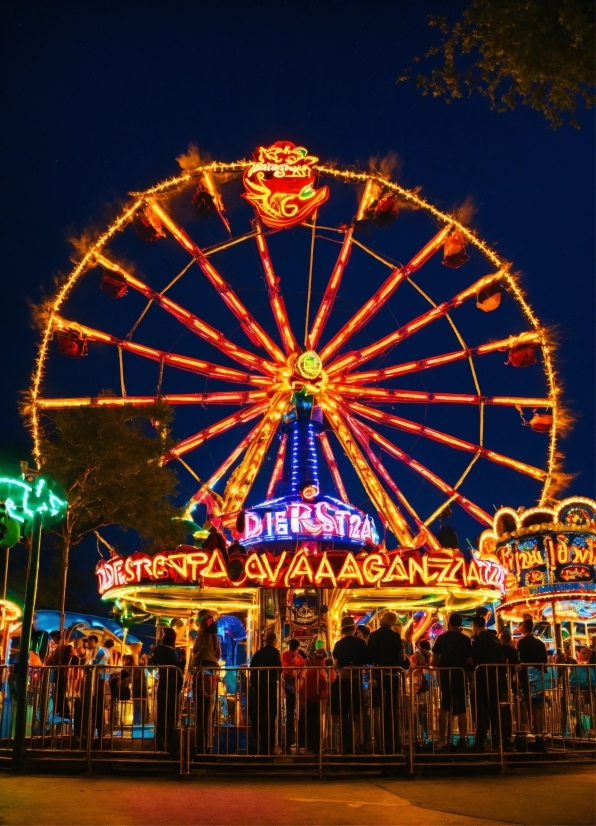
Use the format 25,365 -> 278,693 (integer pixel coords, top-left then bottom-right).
1,2 -> 593,609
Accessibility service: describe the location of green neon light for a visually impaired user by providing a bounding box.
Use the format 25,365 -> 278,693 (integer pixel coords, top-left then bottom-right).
0,474 -> 67,532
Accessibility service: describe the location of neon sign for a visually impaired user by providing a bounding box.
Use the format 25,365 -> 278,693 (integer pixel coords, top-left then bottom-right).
494,531 -> 596,587
239,495 -> 380,548
479,497 -> 596,616
0,474 -> 67,533
96,547 -> 505,596
242,142 -> 329,229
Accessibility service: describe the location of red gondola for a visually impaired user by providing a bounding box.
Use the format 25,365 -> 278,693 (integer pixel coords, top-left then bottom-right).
373,192 -> 399,227
507,343 -> 537,368
56,330 -> 88,358
442,229 -> 470,268
100,270 -> 127,298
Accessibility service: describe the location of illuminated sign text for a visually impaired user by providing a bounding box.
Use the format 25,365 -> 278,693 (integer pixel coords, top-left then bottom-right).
96,547 -> 505,596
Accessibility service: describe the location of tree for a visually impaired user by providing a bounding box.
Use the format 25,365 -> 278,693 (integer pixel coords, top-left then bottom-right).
37,401 -> 187,631
400,1 -> 595,128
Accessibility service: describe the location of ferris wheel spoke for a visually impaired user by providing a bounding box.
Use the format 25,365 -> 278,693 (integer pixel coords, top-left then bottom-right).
345,400 -> 547,481
266,434 -> 288,499
164,401 -> 270,462
345,415 -> 444,552
327,270 -> 505,375
35,390 -> 268,410
254,223 -> 298,355
351,417 -> 493,526
53,317 -> 268,386
335,385 -> 553,408
319,226 -> 451,364
147,201 -> 285,363
317,431 -> 349,503
222,392 -> 288,514
340,331 -> 543,385
95,254 -> 276,376
308,226 -> 354,350
185,422 -> 263,513
320,393 -> 414,546
344,416 -> 418,520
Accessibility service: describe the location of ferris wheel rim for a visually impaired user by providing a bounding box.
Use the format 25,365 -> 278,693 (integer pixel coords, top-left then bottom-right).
29,156 -> 560,540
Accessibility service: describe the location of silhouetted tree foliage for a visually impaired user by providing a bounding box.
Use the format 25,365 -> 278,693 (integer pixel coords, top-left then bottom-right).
400,1 -> 595,128
38,400 -> 186,618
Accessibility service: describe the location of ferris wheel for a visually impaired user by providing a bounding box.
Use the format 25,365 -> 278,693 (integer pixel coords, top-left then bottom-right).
29,142 -> 561,549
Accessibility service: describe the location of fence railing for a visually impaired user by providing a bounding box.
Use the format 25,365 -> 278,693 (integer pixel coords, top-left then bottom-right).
1,662 -> 594,773
0,664 -> 183,767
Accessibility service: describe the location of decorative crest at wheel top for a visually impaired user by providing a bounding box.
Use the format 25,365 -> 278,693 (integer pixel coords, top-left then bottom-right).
242,141 -> 329,229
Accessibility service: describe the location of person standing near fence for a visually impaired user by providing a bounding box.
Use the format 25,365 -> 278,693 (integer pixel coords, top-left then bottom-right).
367,611 -> 409,754
432,613 -> 471,750
569,647 -> 595,737
191,614 -> 221,755
332,616 -> 367,754
122,653 -> 148,726
517,619 -> 548,752
150,627 -> 183,756
87,635 -> 110,744
249,631 -> 282,755
45,633 -> 75,724
410,639 -> 432,742
471,615 -> 504,751
498,632 -> 519,750
355,625 -> 371,644
298,648 -> 331,754
281,638 -> 304,752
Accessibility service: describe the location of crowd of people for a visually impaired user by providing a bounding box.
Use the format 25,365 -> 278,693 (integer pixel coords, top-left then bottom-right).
6,609 -> 595,759
243,611 -> 595,756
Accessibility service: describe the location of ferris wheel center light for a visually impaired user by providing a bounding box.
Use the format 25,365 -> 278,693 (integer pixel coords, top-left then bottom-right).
297,351 -> 322,380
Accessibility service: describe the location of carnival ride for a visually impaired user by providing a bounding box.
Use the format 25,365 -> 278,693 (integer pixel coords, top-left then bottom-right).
28,141 -> 563,650
478,496 -> 596,654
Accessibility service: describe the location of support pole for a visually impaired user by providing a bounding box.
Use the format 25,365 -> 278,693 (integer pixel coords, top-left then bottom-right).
12,511 -> 43,771
2,546 -> 9,600
551,600 -> 562,652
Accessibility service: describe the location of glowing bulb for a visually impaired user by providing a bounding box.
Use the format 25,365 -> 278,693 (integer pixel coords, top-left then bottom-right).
297,351 -> 322,380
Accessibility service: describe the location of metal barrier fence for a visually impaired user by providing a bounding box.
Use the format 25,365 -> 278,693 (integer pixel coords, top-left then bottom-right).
187,665 -> 409,772
0,664 -> 183,769
1,662 -> 594,773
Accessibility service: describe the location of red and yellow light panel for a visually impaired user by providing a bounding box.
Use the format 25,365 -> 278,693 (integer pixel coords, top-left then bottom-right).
327,270 -> 505,375
148,200 -> 286,363
308,226 -> 354,350
95,254 -> 275,376
318,430 -> 349,503
254,223 -> 298,355
319,226 -> 451,363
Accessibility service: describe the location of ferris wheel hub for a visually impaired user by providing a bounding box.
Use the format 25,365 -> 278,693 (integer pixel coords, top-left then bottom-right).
297,350 -> 322,380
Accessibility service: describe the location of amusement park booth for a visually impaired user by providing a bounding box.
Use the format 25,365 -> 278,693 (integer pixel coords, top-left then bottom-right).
478,496 -> 596,655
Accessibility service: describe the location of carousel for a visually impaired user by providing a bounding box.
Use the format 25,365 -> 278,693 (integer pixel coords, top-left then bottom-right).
28,141 -> 563,663
95,402 -> 505,660
478,496 -> 596,655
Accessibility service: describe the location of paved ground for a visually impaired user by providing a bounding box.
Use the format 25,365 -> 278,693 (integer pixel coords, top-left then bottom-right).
0,766 -> 593,825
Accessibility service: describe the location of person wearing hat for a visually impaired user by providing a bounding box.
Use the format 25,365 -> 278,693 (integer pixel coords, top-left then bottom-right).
249,631 -> 282,755
367,611 -> 410,754
431,612 -> 472,749
332,616 -> 367,754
